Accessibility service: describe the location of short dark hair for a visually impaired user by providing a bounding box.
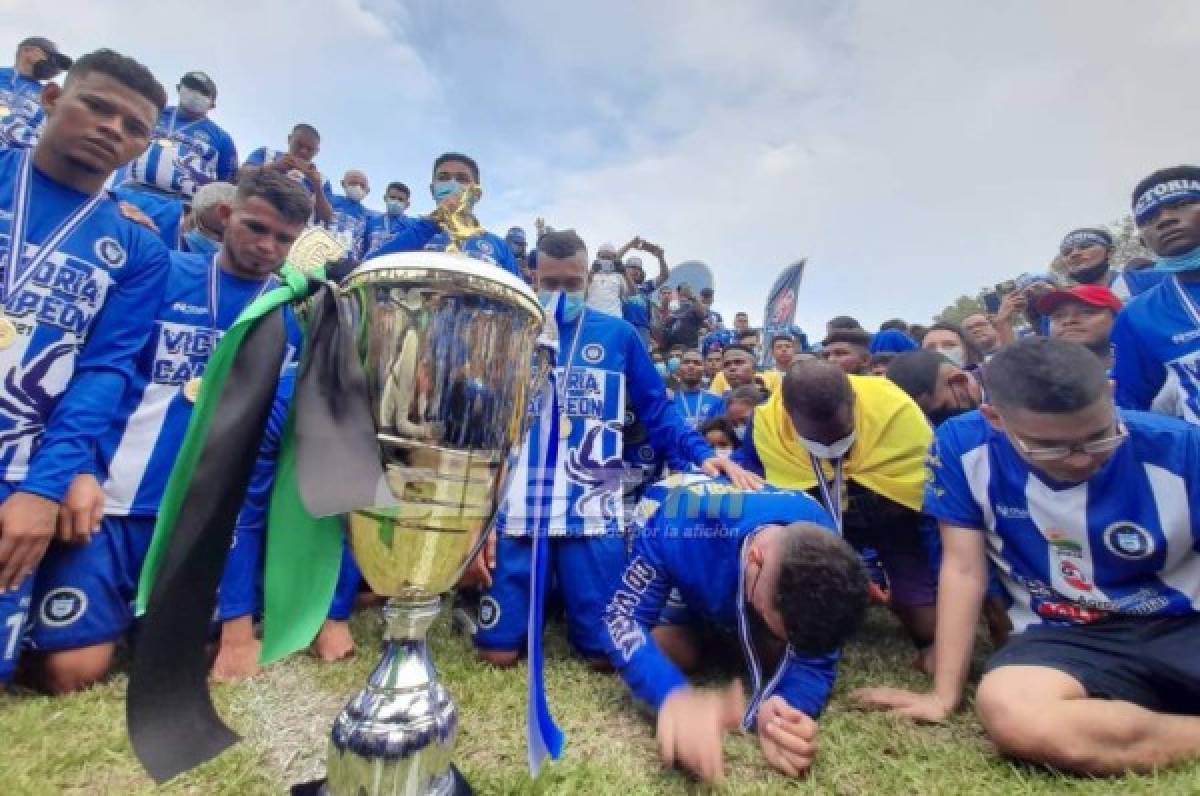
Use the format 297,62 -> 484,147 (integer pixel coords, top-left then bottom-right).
291,123 -> 320,140
65,49 -> 166,112
386,181 -> 410,197
821,328 -> 871,349
433,152 -> 480,182
776,523 -> 869,656
880,318 -> 909,333
886,350 -> 946,402
723,344 -> 755,359
235,167 -> 313,225
736,332 -> 758,344
827,315 -> 862,331
537,228 -> 587,260
782,360 -> 853,422
698,416 -> 741,449
727,384 -> 765,406
983,337 -> 1108,413
771,332 -> 795,345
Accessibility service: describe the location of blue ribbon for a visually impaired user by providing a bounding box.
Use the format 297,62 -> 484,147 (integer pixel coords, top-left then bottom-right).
526,300 -> 566,777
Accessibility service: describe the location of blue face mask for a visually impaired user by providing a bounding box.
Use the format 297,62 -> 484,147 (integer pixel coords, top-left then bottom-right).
538,289 -> 586,324
185,229 -> 219,257
654,362 -> 668,378
432,180 -> 465,204
1155,245 -> 1200,273
667,356 -> 681,373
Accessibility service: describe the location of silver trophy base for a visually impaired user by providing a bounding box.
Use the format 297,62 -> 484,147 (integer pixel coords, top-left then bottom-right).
323,596 -> 464,796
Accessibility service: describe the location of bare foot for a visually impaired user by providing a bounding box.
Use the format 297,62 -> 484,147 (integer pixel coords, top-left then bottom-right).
311,619 -> 355,662
212,621 -> 261,682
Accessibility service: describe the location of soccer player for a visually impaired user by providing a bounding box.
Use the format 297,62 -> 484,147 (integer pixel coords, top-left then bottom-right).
672,349 -> 724,430
243,123 -> 335,223
470,230 -> 760,669
329,169 -> 376,260
0,37 -> 72,149
1112,166 -> 1200,424
368,152 -> 519,277
0,49 -> 170,684
365,181 -> 412,255
602,475 -> 868,782
856,338 -> 1200,776
27,168 -> 309,691
734,360 -> 938,670
113,71 -> 238,247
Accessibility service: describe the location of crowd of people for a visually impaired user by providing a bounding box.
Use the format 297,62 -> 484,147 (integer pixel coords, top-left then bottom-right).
1,35 -> 1199,787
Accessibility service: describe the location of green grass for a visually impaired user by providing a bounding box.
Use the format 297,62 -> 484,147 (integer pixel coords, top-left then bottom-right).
2,608 -> 1198,795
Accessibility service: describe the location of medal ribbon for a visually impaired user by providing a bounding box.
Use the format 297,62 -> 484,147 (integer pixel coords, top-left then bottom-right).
735,532 -> 795,730
5,151 -> 104,304
809,454 -> 845,535
1171,276 -> 1200,331
206,254 -> 277,336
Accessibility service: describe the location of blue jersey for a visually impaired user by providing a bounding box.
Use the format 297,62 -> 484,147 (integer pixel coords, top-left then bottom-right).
1112,276 -> 1200,424
603,475 -> 839,728
328,195 -> 377,261
364,212 -> 410,256
0,68 -> 45,150
117,107 -> 238,198
0,150 -> 169,501
368,219 -> 521,278
672,387 -> 724,431
98,251 -> 301,516
242,147 -> 334,206
110,185 -> 185,249
622,282 -> 658,330
499,310 -> 713,537
925,410 -> 1200,632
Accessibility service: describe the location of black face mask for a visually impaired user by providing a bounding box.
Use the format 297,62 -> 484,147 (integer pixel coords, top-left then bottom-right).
31,59 -> 57,81
1069,260 -> 1110,285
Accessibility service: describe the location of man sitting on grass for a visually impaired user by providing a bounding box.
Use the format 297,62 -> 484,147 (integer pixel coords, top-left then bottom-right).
855,338 -> 1200,775
602,475 -> 868,782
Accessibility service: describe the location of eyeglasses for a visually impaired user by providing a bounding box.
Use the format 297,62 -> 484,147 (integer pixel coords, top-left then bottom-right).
1005,417 -> 1128,462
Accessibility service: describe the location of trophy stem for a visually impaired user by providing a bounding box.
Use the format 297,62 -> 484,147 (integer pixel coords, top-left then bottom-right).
325,596 -> 465,796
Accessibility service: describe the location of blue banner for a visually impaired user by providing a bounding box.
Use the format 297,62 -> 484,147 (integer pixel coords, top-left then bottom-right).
760,259 -> 806,366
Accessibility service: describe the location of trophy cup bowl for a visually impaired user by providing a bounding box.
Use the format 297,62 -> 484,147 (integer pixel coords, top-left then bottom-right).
323,251 -> 545,795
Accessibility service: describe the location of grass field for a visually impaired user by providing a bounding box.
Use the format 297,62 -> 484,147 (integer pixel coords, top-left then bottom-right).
2,607 -> 1198,795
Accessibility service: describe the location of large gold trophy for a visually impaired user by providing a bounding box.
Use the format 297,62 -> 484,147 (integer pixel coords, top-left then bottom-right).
323,187 -> 545,795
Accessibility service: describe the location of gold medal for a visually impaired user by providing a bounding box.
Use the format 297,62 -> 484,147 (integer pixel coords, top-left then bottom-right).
0,316 -> 16,350
183,376 -> 203,403
559,415 -> 573,439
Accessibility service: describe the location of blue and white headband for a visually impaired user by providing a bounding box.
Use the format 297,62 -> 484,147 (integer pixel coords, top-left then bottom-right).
1133,178 -> 1200,225
1059,229 -> 1111,254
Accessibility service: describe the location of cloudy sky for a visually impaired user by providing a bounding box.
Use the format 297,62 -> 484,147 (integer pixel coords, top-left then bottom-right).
5,1 -> 1199,329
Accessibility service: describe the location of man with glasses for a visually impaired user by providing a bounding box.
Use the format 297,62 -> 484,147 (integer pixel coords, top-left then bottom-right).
673,349 -> 724,430
601,474 -> 868,782
856,337 -> 1200,776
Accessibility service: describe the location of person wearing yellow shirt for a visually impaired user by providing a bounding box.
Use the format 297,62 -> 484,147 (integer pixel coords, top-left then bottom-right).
732,360 -> 938,672
709,344 -> 779,398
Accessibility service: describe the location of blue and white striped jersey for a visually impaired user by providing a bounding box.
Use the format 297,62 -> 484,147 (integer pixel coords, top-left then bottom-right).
98,250 -> 301,516
925,410 -> 1200,632
0,68 -> 45,150
498,310 -> 713,537
1113,275 -> 1200,424
117,107 -> 238,198
0,150 -> 170,500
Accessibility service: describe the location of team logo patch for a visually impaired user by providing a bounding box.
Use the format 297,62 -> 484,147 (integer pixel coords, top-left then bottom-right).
38,587 -> 88,628
638,445 -> 656,463
476,240 -> 494,255
478,596 -> 500,630
582,343 -> 605,363
94,237 -> 126,268
1103,522 -> 1156,561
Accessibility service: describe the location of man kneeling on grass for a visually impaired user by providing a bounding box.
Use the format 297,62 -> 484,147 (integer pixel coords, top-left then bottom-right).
855,338 -> 1200,775
601,475 -> 868,782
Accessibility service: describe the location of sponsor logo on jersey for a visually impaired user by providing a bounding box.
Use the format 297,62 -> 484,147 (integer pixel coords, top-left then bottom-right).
39,587 -> 88,627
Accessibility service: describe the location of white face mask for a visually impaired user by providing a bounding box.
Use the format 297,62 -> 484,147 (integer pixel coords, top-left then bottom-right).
797,430 -> 856,460
939,346 -> 965,367
345,185 -> 367,202
178,86 -> 213,115
714,446 -> 734,458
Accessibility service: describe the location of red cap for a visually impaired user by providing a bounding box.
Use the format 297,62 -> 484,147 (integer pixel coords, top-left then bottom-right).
1036,285 -> 1123,315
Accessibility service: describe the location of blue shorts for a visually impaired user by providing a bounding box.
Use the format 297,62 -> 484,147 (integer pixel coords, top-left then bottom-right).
475,534 -> 627,659
0,481 -> 30,682
30,515 -> 156,654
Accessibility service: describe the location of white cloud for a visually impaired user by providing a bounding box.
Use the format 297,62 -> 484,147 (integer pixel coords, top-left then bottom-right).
4,0 -> 1197,331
